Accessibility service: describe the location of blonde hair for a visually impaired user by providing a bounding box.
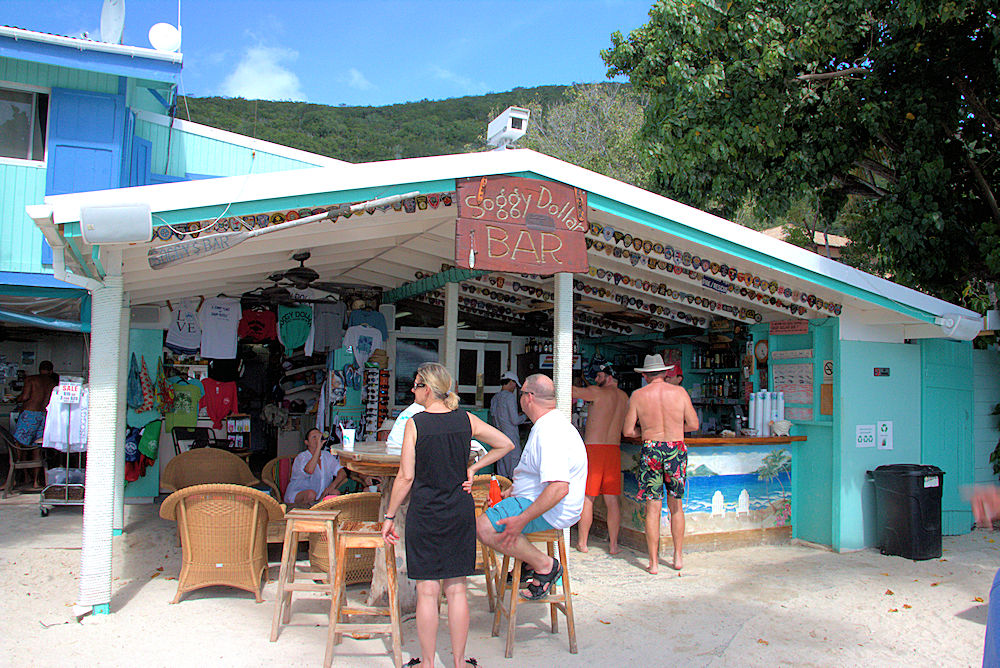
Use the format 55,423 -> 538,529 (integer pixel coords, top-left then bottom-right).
417,362 -> 460,410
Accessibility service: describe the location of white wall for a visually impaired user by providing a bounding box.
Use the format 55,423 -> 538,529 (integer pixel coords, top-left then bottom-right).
0,331 -> 88,380
973,348 -> 1000,485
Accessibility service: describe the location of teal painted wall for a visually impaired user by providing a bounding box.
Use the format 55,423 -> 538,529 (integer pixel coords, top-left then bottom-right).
0,163 -> 47,273
973,349 -> 1000,485
920,339 -> 974,535
0,57 -> 118,93
133,118 -> 323,178
836,340 -> 923,551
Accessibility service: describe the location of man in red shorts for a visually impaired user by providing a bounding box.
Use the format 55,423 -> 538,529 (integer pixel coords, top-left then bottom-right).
572,364 -> 628,554
623,354 -> 699,574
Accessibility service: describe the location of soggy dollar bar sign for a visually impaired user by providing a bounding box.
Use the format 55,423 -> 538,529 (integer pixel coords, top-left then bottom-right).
455,176 -> 589,274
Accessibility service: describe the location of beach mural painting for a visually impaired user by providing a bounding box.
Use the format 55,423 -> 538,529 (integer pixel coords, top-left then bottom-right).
620,444 -> 792,535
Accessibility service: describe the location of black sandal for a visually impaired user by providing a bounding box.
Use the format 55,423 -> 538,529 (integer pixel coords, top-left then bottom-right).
404,659 -> 421,666
465,660 -> 479,666
520,558 -> 561,600
505,566 -> 534,584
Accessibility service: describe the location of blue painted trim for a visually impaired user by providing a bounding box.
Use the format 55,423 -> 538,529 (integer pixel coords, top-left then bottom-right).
0,308 -> 89,332
0,271 -> 86,292
112,528 -> 123,536
146,87 -> 170,110
588,193 -> 936,323
81,295 -> 91,327
64,238 -> 93,279
0,36 -> 181,83
91,246 -> 105,278
185,172 -> 219,181
91,603 -> 110,615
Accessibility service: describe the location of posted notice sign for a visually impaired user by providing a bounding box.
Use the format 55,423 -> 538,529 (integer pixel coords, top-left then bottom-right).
58,382 -> 82,404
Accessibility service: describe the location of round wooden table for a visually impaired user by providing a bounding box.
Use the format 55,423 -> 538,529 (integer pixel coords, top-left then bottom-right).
331,442 -> 416,612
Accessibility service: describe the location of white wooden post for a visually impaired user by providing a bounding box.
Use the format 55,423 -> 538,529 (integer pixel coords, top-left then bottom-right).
442,282 -> 459,379
553,272 -> 573,417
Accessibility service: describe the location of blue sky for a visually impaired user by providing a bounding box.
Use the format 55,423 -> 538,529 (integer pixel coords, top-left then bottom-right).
4,1 -> 653,107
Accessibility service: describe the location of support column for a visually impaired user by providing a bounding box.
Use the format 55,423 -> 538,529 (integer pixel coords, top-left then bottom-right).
77,273 -> 124,616
112,292 -> 130,534
553,272 -> 574,418
442,282 -> 459,379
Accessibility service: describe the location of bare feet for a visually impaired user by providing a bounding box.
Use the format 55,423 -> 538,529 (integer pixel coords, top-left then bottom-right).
671,554 -> 683,570
609,543 -> 620,555
575,543 -> 589,553
646,562 -> 658,574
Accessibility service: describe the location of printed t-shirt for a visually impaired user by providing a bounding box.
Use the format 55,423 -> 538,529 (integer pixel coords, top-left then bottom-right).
312,301 -> 346,353
510,409 -> 588,530
165,298 -> 202,354
343,324 -> 383,368
347,309 -> 388,339
238,310 -> 277,342
199,378 -> 239,429
288,288 -> 319,356
277,304 -> 313,356
386,402 -> 425,447
164,379 -> 203,435
199,297 -> 242,359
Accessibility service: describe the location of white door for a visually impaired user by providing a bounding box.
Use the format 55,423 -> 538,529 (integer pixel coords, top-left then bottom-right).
456,341 -> 508,409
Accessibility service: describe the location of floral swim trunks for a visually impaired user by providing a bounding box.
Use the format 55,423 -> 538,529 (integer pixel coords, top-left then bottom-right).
637,440 -> 687,501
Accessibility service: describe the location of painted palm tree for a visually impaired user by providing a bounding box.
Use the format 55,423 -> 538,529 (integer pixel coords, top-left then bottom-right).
755,449 -> 792,499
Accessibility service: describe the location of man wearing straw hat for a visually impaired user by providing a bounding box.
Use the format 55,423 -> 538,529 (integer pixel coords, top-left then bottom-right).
623,354 -> 698,574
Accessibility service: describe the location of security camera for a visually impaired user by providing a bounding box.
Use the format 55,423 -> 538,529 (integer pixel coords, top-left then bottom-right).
487,106 -> 530,149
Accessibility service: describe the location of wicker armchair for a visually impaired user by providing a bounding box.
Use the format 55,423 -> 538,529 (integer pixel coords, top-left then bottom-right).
1,424 -> 46,498
260,455 -> 294,501
160,447 -> 258,492
308,492 -> 382,585
159,483 -> 283,603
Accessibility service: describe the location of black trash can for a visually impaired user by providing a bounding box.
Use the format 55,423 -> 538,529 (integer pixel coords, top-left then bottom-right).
869,464 -> 944,560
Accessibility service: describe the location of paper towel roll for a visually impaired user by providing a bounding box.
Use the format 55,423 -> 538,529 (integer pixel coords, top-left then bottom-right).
777,391 -> 785,421
762,391 -> 772,436
748,395 -> 756,435
755,391 -> 766,436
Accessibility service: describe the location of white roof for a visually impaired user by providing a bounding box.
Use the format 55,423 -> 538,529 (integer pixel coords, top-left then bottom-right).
34,148 -> 978,338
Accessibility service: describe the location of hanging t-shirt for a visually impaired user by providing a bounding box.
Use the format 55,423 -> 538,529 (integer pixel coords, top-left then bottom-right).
288,287 -> 319,356
165,298 -> 202,354
42,385 -> 89,453
199,297 -> 242,359
277,304 -> 313,356
342,324 -> 383,367
164,378 -> 203,435
237,309 -> 277,342
347,309 -> 388,339
199,378 -> 239,429
312,301 -> 347,353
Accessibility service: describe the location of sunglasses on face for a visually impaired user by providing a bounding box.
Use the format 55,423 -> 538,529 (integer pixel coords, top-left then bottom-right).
413,382 -> 426,389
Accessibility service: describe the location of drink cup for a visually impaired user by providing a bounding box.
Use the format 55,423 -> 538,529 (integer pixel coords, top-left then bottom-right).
342,428 -> 356,451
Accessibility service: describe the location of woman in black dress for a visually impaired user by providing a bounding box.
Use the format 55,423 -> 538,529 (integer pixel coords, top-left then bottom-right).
381,362 -> 514,668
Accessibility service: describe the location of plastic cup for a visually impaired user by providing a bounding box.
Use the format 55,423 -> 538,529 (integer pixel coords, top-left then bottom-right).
342,428 -> 356,451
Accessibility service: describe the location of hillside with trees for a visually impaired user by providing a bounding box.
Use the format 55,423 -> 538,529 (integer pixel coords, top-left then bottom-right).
180,86 -> 570,163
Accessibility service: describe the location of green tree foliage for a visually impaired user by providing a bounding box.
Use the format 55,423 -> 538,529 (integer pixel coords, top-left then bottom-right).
180,86 -> 569,164
603,0 -> 999,302
522,83 -> 653,189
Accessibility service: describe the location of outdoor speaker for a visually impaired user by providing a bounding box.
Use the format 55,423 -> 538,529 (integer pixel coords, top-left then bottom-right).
80,203 -> 152,245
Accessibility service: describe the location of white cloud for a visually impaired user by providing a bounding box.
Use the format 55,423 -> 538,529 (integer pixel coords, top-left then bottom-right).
344,68 -> 374,91
428,65 -> 488,95
221,46 -> 306,101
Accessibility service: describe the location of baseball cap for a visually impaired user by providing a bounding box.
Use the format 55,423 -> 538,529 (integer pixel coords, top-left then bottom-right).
597,363 -> 617,378
501,370 -> 521,387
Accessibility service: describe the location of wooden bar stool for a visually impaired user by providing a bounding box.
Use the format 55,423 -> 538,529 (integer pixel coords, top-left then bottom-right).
326,520 -> 402,668
491,529 -> 577,658
269,509 -> 341,642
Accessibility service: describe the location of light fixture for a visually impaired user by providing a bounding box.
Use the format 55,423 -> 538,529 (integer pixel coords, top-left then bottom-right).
934,314 -> 982,340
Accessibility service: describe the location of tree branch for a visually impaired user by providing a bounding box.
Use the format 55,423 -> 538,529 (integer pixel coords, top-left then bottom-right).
853,157 -> 897,184
795,67 -> 870,82
964,152 -> 1000,227
953,77 -> 1000,135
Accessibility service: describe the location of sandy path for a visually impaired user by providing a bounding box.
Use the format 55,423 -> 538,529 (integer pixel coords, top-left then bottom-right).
1,497 -> 994,667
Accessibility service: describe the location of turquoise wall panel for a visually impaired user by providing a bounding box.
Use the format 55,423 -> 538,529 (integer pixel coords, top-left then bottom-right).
0,163 -> 47,273
920,339 -> 974,535
973,349 -> 1000,485
791,423 -> 834,545
837,340 -> 923,551
0,58 -> 118,93
134,119 -> 321,179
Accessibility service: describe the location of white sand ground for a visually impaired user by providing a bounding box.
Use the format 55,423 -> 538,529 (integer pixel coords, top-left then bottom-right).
1,493 -> 995,667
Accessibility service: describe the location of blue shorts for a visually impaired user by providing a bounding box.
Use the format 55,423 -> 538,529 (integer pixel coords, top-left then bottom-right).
13,410 -> 45,445
483,496 -> 554,535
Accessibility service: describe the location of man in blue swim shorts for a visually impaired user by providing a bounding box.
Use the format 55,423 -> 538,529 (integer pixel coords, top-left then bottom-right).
476,374 -> 587,600
623,354 -> 699,574
12,360 -> 58,488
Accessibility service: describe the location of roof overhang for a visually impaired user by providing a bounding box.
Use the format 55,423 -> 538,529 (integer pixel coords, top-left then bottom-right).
29,149 -> 981,340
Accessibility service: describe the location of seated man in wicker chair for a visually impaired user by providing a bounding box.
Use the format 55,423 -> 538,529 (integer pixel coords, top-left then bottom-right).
284,428 -> 349,505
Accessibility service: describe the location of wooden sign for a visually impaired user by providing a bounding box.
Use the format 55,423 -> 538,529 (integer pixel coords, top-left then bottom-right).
455,176 -> 589,273
769,319 -> 809,335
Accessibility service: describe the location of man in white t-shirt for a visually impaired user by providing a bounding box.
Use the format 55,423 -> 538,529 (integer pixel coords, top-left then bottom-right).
476,374 -> 587,600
